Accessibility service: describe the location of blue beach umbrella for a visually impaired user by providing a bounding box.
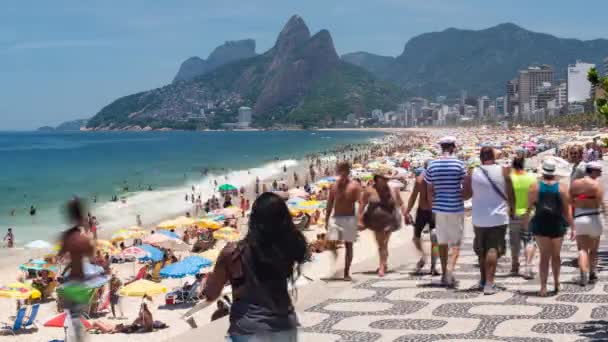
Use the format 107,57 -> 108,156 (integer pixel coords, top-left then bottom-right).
159,230 -> 180,239
139,244 -> 164,262
19,259 -> 58,273
160,256 -> 212,279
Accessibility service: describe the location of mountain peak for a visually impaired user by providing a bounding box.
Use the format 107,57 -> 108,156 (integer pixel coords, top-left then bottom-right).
491,22 -> 525,32
274,15 -> 311,53
173,39 -> 257,82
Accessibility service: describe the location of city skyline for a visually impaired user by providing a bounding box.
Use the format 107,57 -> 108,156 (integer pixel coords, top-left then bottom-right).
2,0 -> 608,130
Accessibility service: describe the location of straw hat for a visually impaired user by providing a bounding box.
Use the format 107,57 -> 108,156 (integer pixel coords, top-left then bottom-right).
373,168 -> 393,179
541,159 -> 556,176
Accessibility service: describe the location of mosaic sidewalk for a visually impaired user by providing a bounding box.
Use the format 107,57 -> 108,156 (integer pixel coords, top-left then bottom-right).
298,230 -> 608,342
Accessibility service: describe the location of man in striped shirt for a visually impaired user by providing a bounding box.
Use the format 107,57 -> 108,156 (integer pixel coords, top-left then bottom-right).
425,136 -> 466,287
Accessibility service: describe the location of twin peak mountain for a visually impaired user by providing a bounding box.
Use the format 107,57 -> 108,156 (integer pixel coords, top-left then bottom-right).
88,15 -> 398,130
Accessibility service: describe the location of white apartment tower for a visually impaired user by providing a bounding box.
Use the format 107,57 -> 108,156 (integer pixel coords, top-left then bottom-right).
567,61 -> 595,103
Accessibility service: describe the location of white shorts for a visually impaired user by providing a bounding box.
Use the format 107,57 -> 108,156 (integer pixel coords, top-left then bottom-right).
574,208 -> 603,238
328,216 -> 358,243
435,212 -> 465,247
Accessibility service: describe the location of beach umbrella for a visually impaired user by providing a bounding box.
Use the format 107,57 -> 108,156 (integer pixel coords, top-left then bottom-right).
215,207 -> 241,218
44,312 -> 92,329
96,240 -> 120,255
157,220 -> 177,230
293,200 -> 325,211
139,244 -> 164,262
218,184 -> 237,193
121,246 -> 149,259
19,259 -> 57,273
198,249 -> 220,264
111,229 -> 146,243
213,227 -> 240,242
158,230 -> 180,239
173,216 -> 195,227
157,237 -> 189,252
160,256 -> 212,279
288,188 -> 308,199
0,282 -> 41,300
118,280 -> 167,297
287,197 -> 306,206
24,240 -> 53,250
144,233 -> 172,246
195,218 -> 222,230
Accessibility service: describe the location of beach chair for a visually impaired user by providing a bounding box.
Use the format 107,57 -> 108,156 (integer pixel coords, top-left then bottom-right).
1,307 -> 26,335
22,303 -> 40,329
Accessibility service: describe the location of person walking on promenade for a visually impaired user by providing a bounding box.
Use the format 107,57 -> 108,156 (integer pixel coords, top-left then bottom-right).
465,146 -> 513,295
405,163 -> 438,275
203,192 -> 307,341
325,162 -> 362,281
524,159 -> 573,296
570,161 -> 605,285
509,152 -> 538,279
360,170 -> 406,277
425,136 -> 466,287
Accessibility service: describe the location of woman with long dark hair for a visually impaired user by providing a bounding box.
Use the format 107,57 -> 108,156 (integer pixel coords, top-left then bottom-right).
524,159 -> 573,296
203,192 -> 308,341
360,170 -> 406,277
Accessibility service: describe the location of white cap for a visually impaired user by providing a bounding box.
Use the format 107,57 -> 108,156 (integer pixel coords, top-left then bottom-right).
438,136 -> 457,145
587,161 -> 603,171
541,159 -> 556,176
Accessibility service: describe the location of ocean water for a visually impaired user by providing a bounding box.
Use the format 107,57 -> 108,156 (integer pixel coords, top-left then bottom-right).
0,130 -> 383,244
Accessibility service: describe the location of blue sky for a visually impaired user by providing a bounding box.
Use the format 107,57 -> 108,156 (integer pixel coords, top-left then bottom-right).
1,0 -> 607,130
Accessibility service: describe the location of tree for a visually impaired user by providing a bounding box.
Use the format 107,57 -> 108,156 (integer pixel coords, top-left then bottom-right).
587,68 -> 608,119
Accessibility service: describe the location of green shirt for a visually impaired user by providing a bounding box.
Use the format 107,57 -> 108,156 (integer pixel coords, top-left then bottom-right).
511,170 -> 536,216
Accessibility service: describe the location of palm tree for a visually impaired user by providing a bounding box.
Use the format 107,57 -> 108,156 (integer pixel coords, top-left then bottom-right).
588,68 -> 608,122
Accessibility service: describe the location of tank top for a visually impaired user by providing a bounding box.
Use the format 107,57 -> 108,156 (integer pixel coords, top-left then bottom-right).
223,243 -> 298,336
511,171 -> 536,216
531,181 -> 566,237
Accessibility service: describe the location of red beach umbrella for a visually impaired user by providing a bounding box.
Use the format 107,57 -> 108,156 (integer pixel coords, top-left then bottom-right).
43,312 -> 92,329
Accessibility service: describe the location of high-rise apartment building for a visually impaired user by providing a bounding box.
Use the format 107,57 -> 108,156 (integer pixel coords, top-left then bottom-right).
567,61 -> 595,103
495,97 -> 506,116
478,96 -> 490,117
556,80 -> 568,108
518,65 -> 554,111
506,79 -> 518,116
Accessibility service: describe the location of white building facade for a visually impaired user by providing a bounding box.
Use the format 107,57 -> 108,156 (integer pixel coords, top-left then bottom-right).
567,61 -> 595,103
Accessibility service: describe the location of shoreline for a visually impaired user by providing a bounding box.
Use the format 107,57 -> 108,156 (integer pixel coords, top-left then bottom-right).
0,132 -> 393,269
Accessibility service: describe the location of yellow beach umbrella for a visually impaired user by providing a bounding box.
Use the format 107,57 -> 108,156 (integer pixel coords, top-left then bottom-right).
118,280 -> 167,297
199,249 -> 220,264
173,216 -> 195,227
111,229 -> 146,243
195,218 -> 222,230
157,220 -> 177,230
0,282 -> 41,300
213,227 -> 240,242
96,240 -> 120,255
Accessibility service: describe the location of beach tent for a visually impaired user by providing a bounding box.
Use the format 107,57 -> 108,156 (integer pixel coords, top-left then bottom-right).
160,256 -> 212,279
118,279 -> 167,297
139,244 -> 163,262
